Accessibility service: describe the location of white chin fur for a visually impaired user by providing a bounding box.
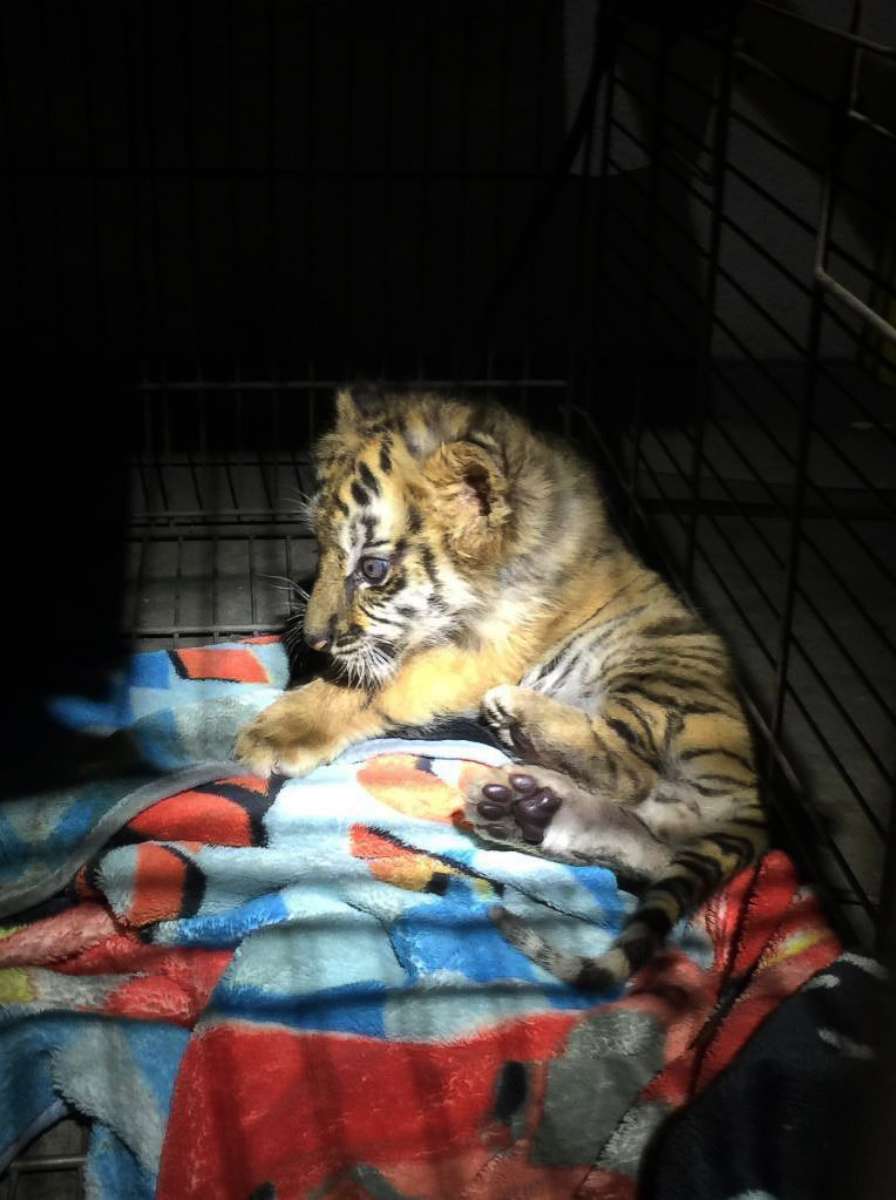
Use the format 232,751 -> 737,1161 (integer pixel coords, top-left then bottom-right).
335,647 -> 399,690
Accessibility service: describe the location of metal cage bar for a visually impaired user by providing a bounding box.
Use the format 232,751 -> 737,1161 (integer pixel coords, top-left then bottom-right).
598,0 -> 895,948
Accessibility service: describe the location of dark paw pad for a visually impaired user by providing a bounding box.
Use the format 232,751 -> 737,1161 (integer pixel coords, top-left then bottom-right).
475,776 -> 562,845
517,791 -> 560,824
509,773 -> 536,792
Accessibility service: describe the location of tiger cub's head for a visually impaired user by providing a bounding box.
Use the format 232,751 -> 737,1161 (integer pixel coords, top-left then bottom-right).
301,387 -> 521,689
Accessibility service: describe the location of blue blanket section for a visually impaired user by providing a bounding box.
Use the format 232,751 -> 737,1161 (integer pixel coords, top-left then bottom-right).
0,1016 -> 188,1184
1,643 -> 285,901
48,641 -> 290,736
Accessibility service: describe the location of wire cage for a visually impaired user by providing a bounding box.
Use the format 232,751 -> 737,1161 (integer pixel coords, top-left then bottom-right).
1,1 -> 894,1194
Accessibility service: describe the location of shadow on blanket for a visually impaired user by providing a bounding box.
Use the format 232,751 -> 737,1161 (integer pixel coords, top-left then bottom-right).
0,639 -> 846,1199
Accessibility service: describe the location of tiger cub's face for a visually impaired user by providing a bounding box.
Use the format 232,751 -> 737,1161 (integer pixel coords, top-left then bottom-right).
302,392 -> 513,690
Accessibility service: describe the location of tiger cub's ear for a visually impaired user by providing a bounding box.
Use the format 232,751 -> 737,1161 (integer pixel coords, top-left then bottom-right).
422,441 -> 511,563
335,385 -> 385,429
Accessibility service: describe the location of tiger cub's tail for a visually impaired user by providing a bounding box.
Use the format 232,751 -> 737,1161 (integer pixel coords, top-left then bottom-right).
493,820 -> 766,991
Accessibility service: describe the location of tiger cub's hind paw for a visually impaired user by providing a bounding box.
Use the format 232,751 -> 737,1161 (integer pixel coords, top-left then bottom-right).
463,764 -> 566,851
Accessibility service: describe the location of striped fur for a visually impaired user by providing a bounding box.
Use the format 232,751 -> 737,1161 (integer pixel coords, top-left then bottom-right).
235,387 -> 766,989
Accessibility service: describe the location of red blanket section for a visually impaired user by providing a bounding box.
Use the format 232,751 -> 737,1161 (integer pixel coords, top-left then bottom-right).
156,853 -> 839,1200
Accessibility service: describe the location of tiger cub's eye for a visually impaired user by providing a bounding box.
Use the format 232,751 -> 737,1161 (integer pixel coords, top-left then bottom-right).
359,556 -> 390,584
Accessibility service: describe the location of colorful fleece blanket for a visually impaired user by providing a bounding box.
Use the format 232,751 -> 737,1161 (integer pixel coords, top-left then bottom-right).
0,639 -> 841,1199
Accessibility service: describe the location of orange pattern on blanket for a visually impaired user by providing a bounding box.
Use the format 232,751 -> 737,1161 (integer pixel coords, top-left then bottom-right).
173,647 -> 269,683
357,754 -> 464,823
126,844 -> 193,926
127,786 -> 262,846
350,824 -> 462,892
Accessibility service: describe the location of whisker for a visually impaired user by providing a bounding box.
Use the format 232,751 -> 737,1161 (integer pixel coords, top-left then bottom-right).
260,572 -> 311,599
293,491 -> 317,529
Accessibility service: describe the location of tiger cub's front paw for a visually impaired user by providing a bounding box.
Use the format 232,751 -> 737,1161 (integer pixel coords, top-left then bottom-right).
234,695 -> 330,779
480,684 -> 538,755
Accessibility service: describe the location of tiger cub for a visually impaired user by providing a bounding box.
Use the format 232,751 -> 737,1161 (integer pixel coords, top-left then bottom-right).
235,387 -> 766,990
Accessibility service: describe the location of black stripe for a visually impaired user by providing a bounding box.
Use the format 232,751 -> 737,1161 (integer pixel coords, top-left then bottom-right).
368,612 -> 405,628
361,514 -> 379,545
662,710 -> 684,755
591,606 -> 648,643
379,440 -> 393,474
545,652 -> 578,692
618,670 -> 733,702
680,700 -> 729,716
680,747 -> 755,771
645,876 -> 696,911
690,780 -> 739,797
639,616 -> 706,639
606,715 -> 641,750
350,480 -> 370,507
603,645 -> 723,678
621,935 -> 657,972
358,460 -> 380,495
372,638 -> 399,662
600,720 -> 658,770
532,649 -> 565,680
627,905 -> 673,938
419,543 -> 440,587
377,566 -> 407,598
673,851 -> 724,887
613,697 -> 661,757
575,962 -> 617,991
616,683 -> 685,710
701,831 -> 756,863
334,497 -> 349,518
651,789 -> 685,805
694,772 -> 756,787
164,844 -> 206,919
407,504 -> 423,534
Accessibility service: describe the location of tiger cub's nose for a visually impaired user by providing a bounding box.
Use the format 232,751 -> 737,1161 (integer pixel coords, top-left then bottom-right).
304,630 -> 332,653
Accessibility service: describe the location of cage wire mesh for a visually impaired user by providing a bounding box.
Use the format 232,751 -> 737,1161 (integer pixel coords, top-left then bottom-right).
1,1 -> 895,1192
